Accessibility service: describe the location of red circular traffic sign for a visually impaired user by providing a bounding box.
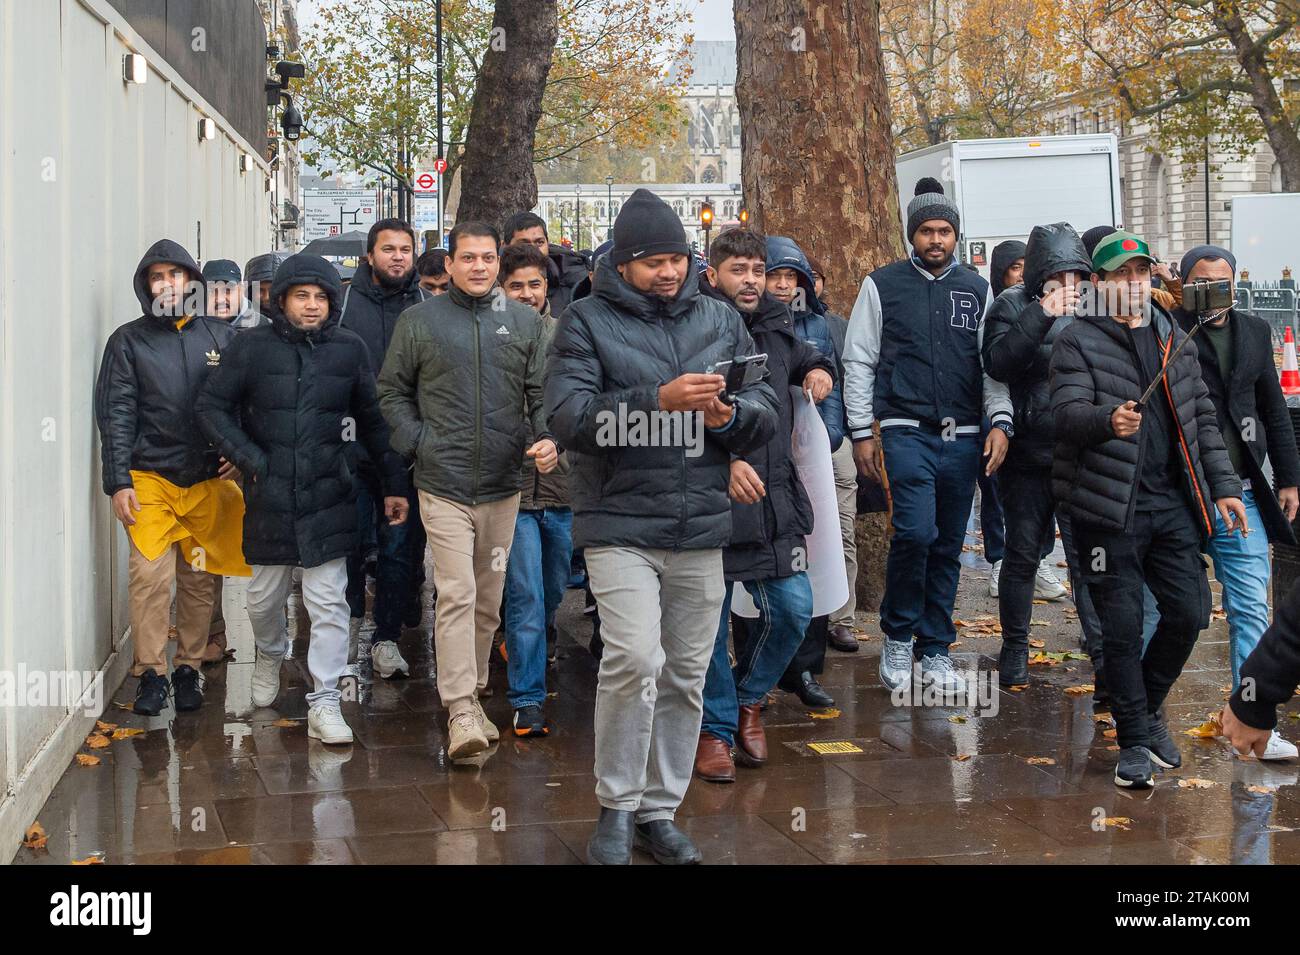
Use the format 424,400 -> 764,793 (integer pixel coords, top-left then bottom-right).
433,158 -> 448,174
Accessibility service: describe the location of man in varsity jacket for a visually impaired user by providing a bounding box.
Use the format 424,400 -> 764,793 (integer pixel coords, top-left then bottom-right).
842,178 -> 1013,697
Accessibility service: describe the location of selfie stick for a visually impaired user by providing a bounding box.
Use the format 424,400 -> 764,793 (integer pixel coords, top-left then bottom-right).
1132,305 -> 1231,413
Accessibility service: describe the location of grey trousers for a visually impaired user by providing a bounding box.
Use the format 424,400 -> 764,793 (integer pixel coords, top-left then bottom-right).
585,545 -> 726,821
830,441 -> 858,627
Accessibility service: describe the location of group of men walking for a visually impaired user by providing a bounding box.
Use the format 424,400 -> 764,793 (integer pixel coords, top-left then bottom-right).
95,174 -> 1300,865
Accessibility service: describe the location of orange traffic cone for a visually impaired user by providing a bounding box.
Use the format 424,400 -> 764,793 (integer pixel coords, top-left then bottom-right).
1282,327 -> 1300,395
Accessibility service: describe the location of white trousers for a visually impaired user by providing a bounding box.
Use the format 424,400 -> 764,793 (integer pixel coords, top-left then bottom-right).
246,558 -> 349,707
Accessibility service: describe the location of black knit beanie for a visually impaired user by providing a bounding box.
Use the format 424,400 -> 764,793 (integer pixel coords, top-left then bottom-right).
611,188 -> 690,265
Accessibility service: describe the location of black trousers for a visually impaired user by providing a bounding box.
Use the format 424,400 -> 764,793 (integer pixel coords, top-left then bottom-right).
780,615 -> 829,683
997,467 -> 1104,659
1076,507 -> 1212,748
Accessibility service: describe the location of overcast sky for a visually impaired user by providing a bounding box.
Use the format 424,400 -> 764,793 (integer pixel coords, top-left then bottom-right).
296,0 -> 736,44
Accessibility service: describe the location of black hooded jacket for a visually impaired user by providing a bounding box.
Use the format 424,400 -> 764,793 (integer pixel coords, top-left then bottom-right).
195,255 -> 407,568
983,223 -> 1094,471
1174,304 -> 1300,545
95,239 -> 237,495
989,240 -> 1027,297
701,283 -> 836,581
338,261 -> 429,379
544,256 -> 779,551
547,246 -> 590,317
1050,303 -> 1242,538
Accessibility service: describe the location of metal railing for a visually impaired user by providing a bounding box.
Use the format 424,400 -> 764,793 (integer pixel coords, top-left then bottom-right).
1236,281 -> 1298,350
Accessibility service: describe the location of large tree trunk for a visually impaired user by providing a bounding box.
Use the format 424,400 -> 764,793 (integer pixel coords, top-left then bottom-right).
735,0 -> 902,612
455,0 -> 559,227
734,0 -> 904,316
1216,3 -> 1300,191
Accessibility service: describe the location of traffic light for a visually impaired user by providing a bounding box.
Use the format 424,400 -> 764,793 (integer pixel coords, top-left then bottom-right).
700,201 -> 714,228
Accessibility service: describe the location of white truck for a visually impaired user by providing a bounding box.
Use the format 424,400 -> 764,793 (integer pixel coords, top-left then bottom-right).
1229,193 -> 1300,281
894,134 -> 1122,283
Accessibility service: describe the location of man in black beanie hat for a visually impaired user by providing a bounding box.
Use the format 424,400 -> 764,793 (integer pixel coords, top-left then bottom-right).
1173,243 -> 1300,760
545,187 -> 778,864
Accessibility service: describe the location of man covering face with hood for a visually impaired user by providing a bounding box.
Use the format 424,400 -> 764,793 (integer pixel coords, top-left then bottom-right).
94,239 -> 251,716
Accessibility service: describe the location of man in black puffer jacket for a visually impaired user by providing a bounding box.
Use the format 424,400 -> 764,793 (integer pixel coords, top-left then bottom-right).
1050,229 -> 1246,789
695,229 -> 835,784
95,239 -> 248,717
197,254 -> 409,746
983,223 -> 1104,690
337,218 -> 430,679
545,190 -> 778,865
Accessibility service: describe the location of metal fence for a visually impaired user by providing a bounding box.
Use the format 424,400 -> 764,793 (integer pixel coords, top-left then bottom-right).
1236,281 -> 1298,349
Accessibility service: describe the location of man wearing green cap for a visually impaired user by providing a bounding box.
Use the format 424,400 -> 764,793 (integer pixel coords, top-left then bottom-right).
1050,229 -> 1246,790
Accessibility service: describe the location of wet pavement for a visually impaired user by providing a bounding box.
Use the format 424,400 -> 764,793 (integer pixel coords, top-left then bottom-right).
13,525 -> 1300,865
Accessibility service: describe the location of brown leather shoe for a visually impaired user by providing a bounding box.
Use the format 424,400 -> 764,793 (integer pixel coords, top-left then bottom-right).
735,703 -> 768,767
829,624 -> 860,653
694,733 -> 735,783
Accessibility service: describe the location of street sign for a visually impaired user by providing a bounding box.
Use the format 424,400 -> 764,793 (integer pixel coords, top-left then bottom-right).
433,158 -> 448,174
302,188 -> 377,243
414,171 -> 438,193
412,193 -> 440,235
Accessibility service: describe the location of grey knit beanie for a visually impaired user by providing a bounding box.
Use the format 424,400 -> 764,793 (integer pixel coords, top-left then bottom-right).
906,177 -> 960,242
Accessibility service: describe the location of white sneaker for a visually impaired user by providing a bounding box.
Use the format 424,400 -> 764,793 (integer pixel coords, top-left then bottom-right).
371,640 -> 409,679
879,639 -> 914,690
988,560 -> 1002,597
1034,559 -> 1068,600
1261,730 -> 1299,761
472,697 -> 500,743
448,710 -> 489,759
920,653 -> 968,696
251,650 -> 283,707
308,702 -> 354,745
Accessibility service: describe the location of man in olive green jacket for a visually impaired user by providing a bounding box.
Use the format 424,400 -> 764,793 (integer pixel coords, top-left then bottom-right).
378,221 -> 556,760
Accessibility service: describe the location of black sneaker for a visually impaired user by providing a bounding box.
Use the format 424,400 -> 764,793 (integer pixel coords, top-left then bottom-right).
1146,711 -> 1182,769
1114,745 -> 1154,789
133,668 -> 169,716
512,704 -> 550,738
172,665 -> 204,712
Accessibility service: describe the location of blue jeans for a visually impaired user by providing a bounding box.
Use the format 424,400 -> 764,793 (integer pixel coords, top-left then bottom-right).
702,573 -> 813,746
346,473 -> 424,644
879,427 -> 981,657
503,507 -> 573,708
1207,489 -> 1269,691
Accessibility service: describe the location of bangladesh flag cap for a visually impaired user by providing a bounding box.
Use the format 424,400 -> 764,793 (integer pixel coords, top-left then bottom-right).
1092,230 -> 1156,273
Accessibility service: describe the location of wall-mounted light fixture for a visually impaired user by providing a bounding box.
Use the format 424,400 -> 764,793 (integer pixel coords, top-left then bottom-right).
198,117 -> 216,142
123,53 -> 147,84
239,154 -> 254,174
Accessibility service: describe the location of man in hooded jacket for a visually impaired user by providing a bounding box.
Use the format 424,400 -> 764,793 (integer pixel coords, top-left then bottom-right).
95,239 -> 251,716
983,223 -> 1105,690
763,236 -> 855,704
196,254 -> 409,745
